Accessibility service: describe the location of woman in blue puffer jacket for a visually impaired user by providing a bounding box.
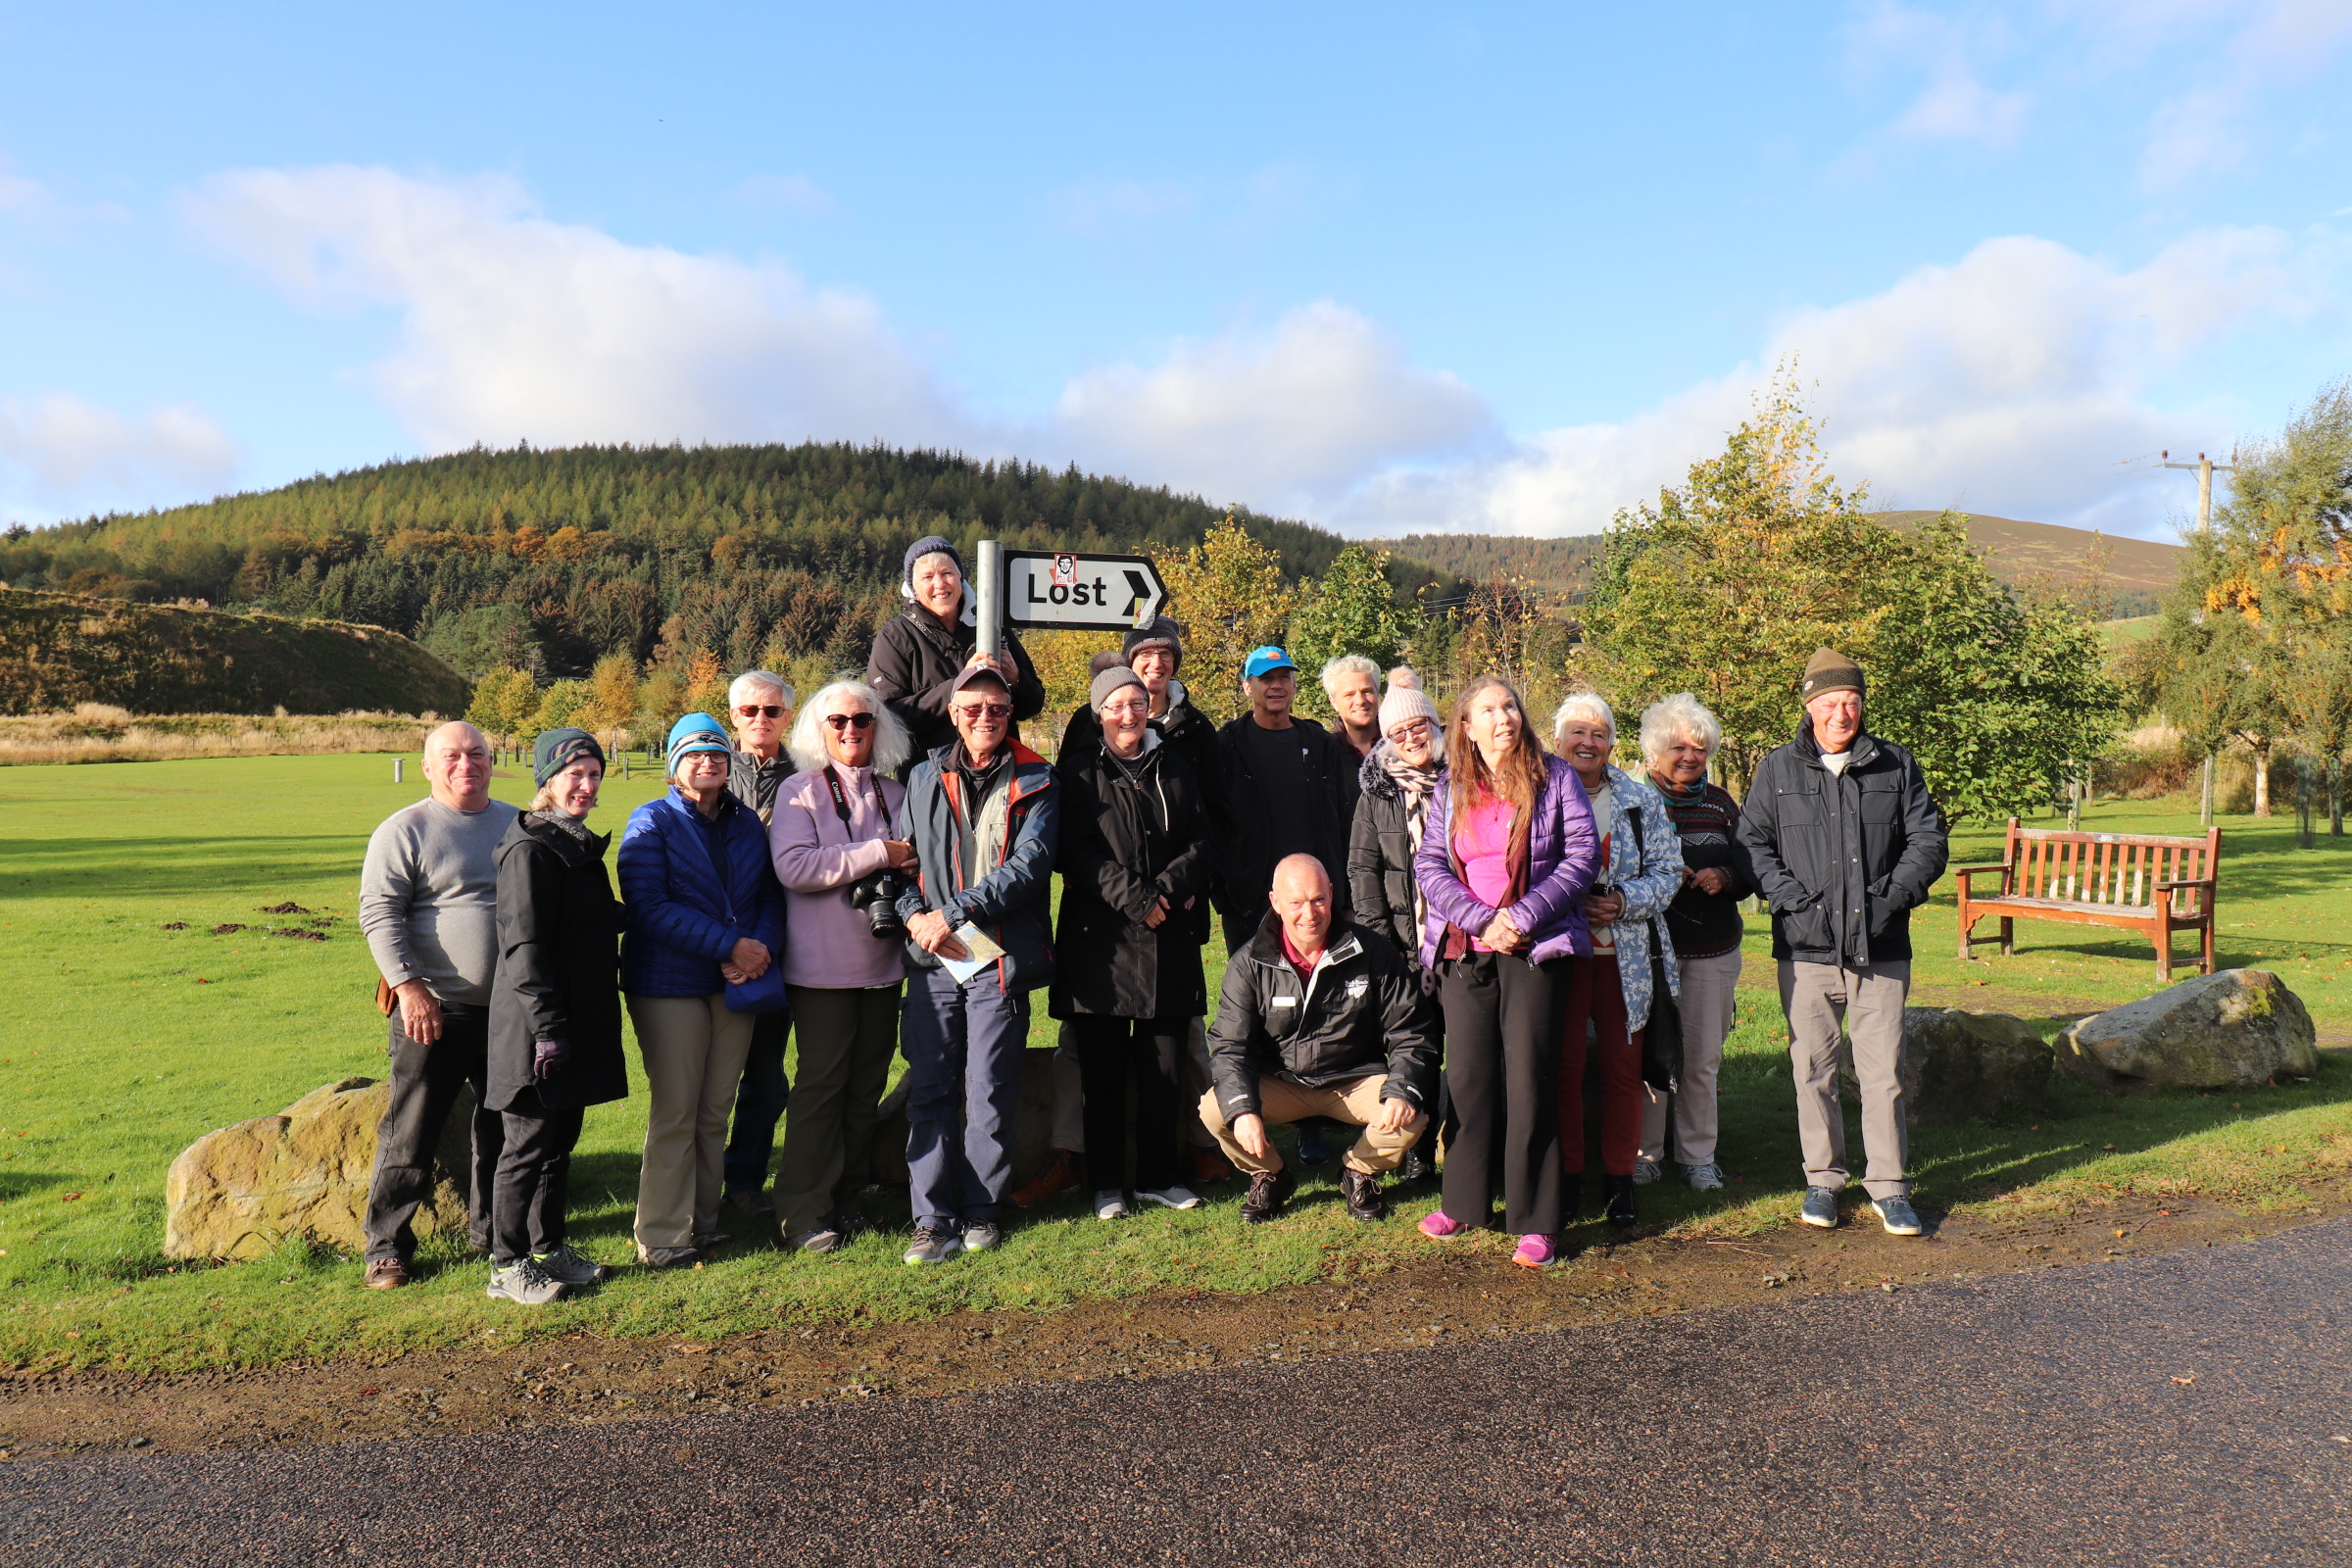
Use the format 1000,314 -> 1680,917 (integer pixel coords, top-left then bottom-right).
618,714 -> 787,1267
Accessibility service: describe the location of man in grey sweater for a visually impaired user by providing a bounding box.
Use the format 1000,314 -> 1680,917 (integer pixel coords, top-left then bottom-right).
358,720 -> 519,1289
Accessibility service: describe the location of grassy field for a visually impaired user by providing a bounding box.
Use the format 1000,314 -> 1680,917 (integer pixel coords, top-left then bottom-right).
0,755 -> 2346,1374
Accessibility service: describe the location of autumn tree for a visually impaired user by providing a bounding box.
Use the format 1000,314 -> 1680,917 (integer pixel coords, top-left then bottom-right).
682,649 -> 731,730
1150,514 -> 1296,722
466,665 -> 538,752
1287,544 -> 1420,719
586,651 -> 642,753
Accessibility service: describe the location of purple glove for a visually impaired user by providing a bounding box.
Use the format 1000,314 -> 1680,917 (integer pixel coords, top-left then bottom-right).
532,1039 -> 570,1081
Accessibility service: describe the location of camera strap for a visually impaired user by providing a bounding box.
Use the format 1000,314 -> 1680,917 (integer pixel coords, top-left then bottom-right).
823,766 -> 882,836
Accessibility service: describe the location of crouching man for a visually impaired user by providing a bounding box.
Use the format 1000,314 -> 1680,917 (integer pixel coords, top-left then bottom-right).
1201,854 -> 1436,1223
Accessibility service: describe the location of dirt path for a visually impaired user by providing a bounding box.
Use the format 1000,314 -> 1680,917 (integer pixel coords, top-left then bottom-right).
2,1186 -> 2340,1462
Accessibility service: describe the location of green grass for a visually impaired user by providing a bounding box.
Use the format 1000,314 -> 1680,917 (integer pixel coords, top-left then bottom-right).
0,758 -> 2345,1372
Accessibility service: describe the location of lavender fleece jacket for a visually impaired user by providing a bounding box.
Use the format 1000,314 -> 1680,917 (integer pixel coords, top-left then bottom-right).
768,763 -> 909,990
1414,754 -> 1601,968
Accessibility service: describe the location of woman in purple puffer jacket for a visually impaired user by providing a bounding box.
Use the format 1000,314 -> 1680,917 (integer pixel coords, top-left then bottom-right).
1412,675 -> 1599,1267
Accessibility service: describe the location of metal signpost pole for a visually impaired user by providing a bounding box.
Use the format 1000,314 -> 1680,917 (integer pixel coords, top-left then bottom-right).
976,539 -> 1004,661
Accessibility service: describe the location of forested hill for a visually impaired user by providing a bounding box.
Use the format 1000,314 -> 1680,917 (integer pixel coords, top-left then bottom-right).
0,443 -> 1460,680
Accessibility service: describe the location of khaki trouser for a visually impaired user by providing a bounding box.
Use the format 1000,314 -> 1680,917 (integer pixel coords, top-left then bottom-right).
1779,958 -> 1911,1200
628,993 -> 757,1254
1640,949 -> 1741,1166
1053,1017 -> 1219,1152
1197,1074 -> 1424,1178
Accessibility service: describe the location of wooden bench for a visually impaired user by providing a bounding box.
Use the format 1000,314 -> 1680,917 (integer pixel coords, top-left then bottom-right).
1954,817 -> 2222,982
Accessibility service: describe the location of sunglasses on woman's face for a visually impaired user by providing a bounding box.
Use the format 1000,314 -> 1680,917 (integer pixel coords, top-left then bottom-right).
956,702 -> 1014,720
737,705 -> 787,719
1387,718 -> 1432,743
823,711 -> 877,731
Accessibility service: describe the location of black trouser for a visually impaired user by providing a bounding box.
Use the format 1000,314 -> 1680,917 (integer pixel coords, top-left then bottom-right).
1438,951 -> 1568,1236
364,1005 -> 503,1263
722,1008 -> 794,1193
492,1086 -> 586,1264
1070,1014 -> 1186,1195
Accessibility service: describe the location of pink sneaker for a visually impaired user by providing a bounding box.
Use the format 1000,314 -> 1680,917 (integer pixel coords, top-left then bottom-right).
1511,1234 -> 1555,1268
1418,1209 -> 1472,1240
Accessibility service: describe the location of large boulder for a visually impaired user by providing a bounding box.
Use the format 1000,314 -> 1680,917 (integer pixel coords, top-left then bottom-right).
2056,968 -> 2319,1091
164,1077 -> 475,1260
1838,1008 -> 2052,1125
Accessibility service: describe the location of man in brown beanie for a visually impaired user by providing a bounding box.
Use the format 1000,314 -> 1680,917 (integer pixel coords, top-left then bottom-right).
1737,647 -> 1946,1237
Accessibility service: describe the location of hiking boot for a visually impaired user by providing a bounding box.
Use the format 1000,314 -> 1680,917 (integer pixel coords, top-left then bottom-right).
788,1226 -> 844,1255
363,1257 -> 409,1291
1397,1147 -> 1437,1185
1093,1190 -> 1130,1221
1295,1123 -> 1333,1165
1239,1166 -> 1298,1224
903,1225 -> 963,1265
531,1244 -> 612,1287
485,1258 -> 566,1305
1339,1168 -> 1388,1223
1138,1184 -> 1201,1210
1684,1161 -> 1727,1193
1872,1195 -> 1925,1237
724,1184 -> 774,1216
1603,1174 -> 1639,1230
1799,1187 -> 1839,1229
1631,1157 -> 1662,1186
961,1220 -> 1003,1252
1188,1148 -> 1236,1185
1011,1149 -> 1082,1207
834,1209 -> 872,1244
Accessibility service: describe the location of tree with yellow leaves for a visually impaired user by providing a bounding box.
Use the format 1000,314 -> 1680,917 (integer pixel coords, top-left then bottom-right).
1149,514 -> 1296,723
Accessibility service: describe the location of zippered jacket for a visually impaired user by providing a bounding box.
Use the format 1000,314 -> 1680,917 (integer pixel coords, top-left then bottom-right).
867,607 -> 1047,759
1583,764 -> 1687,1034
1736,719 -> 1947,966
616,788 -> 787,998
1049,735 -> 1212,1020
488,811 -> 628,1112
1348,746 -> 1441,964
892,740 -> 1060,992
1206,911 -> 1439,1121
1413,754 -> 1601,968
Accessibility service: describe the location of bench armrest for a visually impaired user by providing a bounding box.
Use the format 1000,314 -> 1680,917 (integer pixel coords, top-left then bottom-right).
1952,862 -> 2011,878
2152,878 -> 2214,892
1954,863 -> 2011,895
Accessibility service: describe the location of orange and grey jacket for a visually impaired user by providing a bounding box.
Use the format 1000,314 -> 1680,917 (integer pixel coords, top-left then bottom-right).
892,740 -> 1060,992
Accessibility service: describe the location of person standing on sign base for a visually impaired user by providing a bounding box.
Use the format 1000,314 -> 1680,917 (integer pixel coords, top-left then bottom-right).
1737,649 -> 1946,1239
868,535 -> 1046,760
721,670 -> 798,1219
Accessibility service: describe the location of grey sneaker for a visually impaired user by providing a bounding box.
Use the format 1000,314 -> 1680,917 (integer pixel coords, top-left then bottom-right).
903,1225 -> 963,1265
1684,1161 -> 1726,1193
961,1220 -> 1003,1252
1137,1185 -> 1201,1210
788,1226 -> 844,1254
485,1258 -> 566,1305
530,1244 -> 612,1287
1872,1195 -> 1925,1237
1093,1190 -> 1131,1220
637,1244 -> 701,1269
1631,1157 -> 1662,1186
1799,1186 -> 1839,1229
724,1185 -> 774,1216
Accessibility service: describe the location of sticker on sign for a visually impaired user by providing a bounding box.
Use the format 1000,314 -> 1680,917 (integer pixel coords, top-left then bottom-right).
1002,551 -> 1168,629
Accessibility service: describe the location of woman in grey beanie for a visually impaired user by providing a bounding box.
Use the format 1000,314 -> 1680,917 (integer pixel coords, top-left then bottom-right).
865,534 -> 1047,760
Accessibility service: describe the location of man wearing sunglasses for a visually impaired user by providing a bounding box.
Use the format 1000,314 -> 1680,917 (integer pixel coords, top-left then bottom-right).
892,664 -> 1060,1264
720,670 -> 798,1218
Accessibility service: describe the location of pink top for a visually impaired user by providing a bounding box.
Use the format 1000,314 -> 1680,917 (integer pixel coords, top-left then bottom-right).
1452,795 -> 1517,951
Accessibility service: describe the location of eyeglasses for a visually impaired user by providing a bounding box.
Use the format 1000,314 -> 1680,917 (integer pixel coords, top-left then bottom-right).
956,702 -> 1014,720
737,705 -> 787,719
1387,718 -> 1433,743
823,711 -> 877,731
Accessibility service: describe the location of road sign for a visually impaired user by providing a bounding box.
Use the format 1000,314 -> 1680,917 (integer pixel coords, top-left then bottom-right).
1002,550 -> 1168,629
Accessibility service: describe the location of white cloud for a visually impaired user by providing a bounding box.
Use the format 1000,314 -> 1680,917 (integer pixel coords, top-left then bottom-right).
731,172 -> 836,216
1842,3 -> 2029,151
1054,303 -> 1493,513
0,392 -> 240,507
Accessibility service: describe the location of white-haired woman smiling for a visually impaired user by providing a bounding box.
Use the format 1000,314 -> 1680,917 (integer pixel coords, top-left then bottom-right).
1550,691 -> 1684,1231
763,680 -> 917,1253
1636,693 -> 1752,1194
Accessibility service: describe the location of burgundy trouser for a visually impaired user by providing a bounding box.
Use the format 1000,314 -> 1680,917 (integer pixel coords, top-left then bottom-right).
1561,954 -> 1644,1179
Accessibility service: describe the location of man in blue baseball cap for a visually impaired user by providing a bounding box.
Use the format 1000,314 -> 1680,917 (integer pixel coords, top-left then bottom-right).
1209,645 -> 1360,956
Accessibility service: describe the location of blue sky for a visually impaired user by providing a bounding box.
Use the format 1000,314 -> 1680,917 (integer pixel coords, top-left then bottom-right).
3,1 -> 2348,540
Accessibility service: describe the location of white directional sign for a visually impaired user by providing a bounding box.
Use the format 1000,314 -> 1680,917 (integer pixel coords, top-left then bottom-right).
1002,550 -> 1168,629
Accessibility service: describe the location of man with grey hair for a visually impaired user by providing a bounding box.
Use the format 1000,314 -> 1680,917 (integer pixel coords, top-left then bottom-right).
1321,655 -> 1383,757
1738,648 -> 1946,1237
723,668 -> 798,1215
359,720 -> 518,1289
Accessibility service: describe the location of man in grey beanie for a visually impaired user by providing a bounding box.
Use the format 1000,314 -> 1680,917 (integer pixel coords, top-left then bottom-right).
1738,647 -> 1946,1237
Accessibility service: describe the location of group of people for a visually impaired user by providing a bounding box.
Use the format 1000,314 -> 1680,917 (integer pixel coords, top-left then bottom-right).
355,534 -> 1948,1303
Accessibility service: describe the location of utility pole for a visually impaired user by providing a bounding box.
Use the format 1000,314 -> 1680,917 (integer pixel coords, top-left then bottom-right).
2161,450 -> 2235,828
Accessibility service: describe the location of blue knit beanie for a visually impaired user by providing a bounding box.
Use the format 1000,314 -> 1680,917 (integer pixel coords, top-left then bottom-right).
665,712 -> 732,774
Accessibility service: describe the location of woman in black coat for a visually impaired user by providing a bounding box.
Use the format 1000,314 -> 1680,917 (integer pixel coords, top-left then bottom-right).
1050,665 -> 1213,1220
865,534 -> 1046,759
484,727 -> 628,1305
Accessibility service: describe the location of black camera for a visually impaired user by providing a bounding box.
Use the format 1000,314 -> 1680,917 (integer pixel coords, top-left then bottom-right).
848,869 -> 905,939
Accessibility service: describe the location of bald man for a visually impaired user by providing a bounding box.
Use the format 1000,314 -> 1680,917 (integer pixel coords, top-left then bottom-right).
1201,856 -> 1438,1224
358,721 -> 519,1289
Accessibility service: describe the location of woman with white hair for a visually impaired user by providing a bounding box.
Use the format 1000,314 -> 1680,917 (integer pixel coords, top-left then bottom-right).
1550,691 -> 1685,1232
764,680 -> 916,1252
1636,693 -> 1751,1193
1320,655 -> 1384,756
1348,681 -> 1447,1182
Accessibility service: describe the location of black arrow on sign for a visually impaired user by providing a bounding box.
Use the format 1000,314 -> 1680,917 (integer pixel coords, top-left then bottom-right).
1122,569 -> 1153,618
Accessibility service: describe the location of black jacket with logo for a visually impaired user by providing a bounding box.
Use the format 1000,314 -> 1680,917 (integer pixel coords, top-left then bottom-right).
1205,912 -> 1438,1121
1736,719 -> 1947,966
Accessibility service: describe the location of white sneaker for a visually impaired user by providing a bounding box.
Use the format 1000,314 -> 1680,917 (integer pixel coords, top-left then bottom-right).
1137,1185 -> 1201,1210
1093,1190 -> 1130,1220
1684,1161 -> 1726,1193
1631,1157 -> 1662,1186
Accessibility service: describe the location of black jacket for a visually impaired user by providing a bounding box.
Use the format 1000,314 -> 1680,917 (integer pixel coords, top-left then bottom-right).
1205,912 -> 1438,1121
1209,713 -> 1361,924
487,811 -> 628,1113
1049,737 -> 1213,1020
1737,720 -> 1948,966
1347,747 -> 1440,962
866,607 -> 1046,759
